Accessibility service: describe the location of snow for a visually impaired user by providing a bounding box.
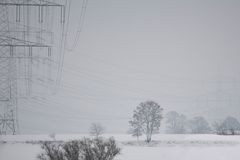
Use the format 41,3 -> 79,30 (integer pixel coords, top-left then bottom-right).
120,145 -> 240,160
0,143 -> 40,160
1,134 -> 240,160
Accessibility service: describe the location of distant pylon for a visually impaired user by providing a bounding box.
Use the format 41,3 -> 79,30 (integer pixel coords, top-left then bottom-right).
0,4 -> 17,135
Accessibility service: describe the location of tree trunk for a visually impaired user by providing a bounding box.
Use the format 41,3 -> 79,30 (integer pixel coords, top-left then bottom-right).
146,134 -> 151,143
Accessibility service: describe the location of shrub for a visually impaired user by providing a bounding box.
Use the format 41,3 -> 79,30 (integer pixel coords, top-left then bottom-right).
63,141 -> 81,160
38,141 -> 64,160
38,137 -> 120,160
79,138 -> 120,160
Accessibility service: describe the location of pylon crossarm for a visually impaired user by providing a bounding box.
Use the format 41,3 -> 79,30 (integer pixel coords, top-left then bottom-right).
0,0 -> 64,7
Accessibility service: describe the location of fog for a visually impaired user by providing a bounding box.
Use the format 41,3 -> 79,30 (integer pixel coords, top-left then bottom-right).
19,0 -> 240,134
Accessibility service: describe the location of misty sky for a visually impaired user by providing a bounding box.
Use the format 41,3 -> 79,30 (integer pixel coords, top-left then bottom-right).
19,0 -> 240,134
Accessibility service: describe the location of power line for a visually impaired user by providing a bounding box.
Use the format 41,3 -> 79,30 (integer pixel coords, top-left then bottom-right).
68,0 -> 88,51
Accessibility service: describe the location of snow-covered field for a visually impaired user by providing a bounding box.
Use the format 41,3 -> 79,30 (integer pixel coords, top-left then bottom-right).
1,134 -> 240,160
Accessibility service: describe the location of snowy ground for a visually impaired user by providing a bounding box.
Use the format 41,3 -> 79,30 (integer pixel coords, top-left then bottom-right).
1,134 -> 240,160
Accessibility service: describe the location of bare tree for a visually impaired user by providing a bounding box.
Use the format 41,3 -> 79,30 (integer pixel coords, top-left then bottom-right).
221,116 -> 240,135
89,123 -> 105,138
165,111 -> 187,134
49,133 -> 56,141
188,116 -> 211,134
129,101 -> 163,143
212,121 -> 225,135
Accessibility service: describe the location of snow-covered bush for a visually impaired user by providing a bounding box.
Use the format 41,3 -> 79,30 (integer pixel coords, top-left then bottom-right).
63,141 -> 81,160
38,142 -> 64,160
79,137 -> 121,160
38,137 -> 120,160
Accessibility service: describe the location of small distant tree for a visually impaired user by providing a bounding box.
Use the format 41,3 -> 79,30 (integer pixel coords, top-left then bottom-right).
188,116 -> 211,134
89,123 -> 105,138
49,133 -> 56,141
129,101 -> 163,143
165,111 -> 187,134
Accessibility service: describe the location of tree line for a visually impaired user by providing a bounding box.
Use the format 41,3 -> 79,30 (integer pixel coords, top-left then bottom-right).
165,111 -> 240,135
129,100 -> 240,143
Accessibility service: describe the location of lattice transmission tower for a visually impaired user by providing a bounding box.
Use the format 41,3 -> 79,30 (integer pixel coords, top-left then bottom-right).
0,0 -> 68,135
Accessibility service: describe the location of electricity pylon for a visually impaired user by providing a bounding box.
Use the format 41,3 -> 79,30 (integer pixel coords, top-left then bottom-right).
0,0 -> 66,135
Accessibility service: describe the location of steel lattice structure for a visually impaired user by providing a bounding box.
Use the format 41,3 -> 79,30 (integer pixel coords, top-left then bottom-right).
0,0 -> 67,135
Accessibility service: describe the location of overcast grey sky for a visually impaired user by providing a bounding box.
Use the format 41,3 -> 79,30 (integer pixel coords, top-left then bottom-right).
20,0 -> 240,134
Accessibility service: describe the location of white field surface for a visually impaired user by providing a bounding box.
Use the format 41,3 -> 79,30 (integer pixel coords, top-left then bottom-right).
1,134 -> 240,160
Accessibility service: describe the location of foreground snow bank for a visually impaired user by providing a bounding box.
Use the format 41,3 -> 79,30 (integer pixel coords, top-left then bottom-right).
1,141 -> 240,160
1,134 -> 240,160
120,145 -> 240,160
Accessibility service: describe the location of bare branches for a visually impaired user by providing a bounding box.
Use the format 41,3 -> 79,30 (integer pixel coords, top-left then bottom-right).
89,123 -> 105,138
38,138 -> 120,160
129,101 -> 163,143
213,117 -> 240,135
